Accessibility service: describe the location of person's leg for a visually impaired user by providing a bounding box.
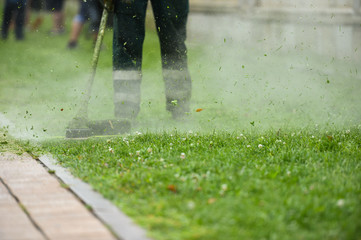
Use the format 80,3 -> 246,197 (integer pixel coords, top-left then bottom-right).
29,0 -> 45,31
151,0 -> 192,119
112,0 -> 148,119
15,0 -> 26,40
87,0 -> 102,42
47,0 -> 64,33
52,10 -> 64,32
67,18 -> 83,48
67,0 -> 87,48
1,0 -> 14,39
25,0 -> 32,27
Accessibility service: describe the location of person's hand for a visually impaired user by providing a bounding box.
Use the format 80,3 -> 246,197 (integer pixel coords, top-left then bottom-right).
103,0 -> 114,11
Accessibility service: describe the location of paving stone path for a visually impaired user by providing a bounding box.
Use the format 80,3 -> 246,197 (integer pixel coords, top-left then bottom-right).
0,152 -> 116,240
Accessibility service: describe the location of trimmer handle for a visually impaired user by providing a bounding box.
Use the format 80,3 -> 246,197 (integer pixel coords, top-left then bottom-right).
99,0 -> 114,12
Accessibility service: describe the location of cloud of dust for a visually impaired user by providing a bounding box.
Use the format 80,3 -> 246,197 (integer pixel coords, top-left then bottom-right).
1,68 -> 114,140
165,11 -> 361,132
2,10 -> 360,139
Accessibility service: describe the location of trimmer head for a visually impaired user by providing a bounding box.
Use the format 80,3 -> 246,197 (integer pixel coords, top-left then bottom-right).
66,119 -> 131,139
65,128 -> 93,139
88,119 -> 131,136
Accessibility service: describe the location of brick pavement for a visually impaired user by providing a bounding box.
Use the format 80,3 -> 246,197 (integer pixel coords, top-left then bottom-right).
0,152 -> 117,240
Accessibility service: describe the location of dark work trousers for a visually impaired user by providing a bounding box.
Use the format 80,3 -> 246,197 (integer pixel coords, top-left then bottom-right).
1,0 -> 27,40
113,0 -> 191,119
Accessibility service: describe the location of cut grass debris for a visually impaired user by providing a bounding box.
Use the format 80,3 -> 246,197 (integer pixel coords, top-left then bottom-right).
42,127 -> 361,240
0,127 -> 41,155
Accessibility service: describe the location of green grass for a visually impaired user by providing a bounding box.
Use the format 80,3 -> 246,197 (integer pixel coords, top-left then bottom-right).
0,127 -> 24,153
0,127 -> 41,155
1,3 -> 361,239
42,128 -> 361,240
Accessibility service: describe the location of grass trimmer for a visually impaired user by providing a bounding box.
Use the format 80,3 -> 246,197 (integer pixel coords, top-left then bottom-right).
66,4 -> 130,138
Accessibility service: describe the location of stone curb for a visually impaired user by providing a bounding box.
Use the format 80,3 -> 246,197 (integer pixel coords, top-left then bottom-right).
38,155 -> 152,240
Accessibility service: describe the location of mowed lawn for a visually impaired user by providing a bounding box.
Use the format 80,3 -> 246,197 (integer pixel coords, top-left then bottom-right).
1,3 -> 361,239
42,129 -> 361,240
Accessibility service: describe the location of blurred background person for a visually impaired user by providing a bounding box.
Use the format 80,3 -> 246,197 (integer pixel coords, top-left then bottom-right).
1,0 -> 27,40
67,0 -> 103,49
